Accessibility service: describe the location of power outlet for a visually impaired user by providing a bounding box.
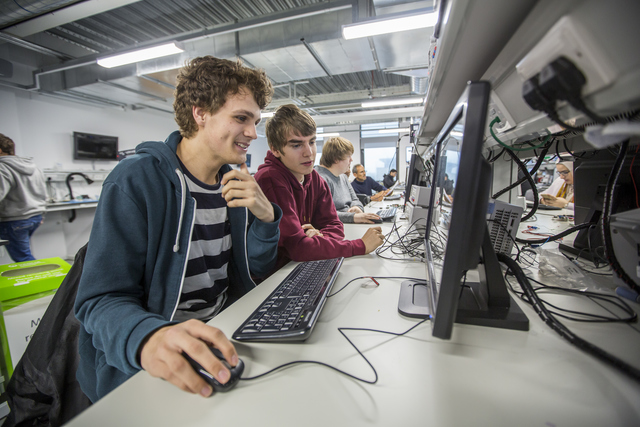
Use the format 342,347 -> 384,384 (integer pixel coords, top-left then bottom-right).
487,90 -> 516,133
516,15 -> 619,97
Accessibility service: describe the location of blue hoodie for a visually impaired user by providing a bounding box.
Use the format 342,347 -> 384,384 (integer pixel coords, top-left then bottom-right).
74,131 -> 282,402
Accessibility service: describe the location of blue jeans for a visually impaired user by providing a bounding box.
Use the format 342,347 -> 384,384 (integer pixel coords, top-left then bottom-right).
0,215 -> 43,262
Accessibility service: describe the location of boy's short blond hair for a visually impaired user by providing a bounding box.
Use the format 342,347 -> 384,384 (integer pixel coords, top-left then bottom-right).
319,136 -> 354,167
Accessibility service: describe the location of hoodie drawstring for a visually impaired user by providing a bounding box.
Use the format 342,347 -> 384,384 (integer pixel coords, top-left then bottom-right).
173,168 -> 186,252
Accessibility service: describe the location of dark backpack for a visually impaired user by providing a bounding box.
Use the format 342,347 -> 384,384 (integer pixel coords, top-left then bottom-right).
2,244 -> 92,426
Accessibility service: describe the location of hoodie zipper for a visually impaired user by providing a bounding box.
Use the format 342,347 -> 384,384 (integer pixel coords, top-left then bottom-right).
169,168 -> 196,321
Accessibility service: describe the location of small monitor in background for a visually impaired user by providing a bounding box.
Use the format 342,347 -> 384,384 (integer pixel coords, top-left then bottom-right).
73,132 -> 118,161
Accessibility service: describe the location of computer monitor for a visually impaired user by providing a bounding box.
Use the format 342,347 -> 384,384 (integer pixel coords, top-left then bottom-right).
404,153 -> 426,210
398,81 -> 529,339
73,132 -> 119,161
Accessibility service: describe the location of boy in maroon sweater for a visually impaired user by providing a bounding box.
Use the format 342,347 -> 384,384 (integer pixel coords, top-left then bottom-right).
255,104 -> 384,272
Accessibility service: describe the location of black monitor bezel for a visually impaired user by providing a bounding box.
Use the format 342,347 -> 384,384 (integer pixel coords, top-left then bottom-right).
398,81 -> 529,339
73,131 -> 119,161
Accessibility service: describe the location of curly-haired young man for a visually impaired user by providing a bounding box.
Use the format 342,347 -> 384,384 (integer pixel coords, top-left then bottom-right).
75,56 -> 281,402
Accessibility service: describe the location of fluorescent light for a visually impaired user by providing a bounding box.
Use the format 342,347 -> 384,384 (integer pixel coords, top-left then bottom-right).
98,43 -> 183,68
316,132 -> 340,138
362,97 -> 424,108
378,128 -> 410,134
261,112 -> 275,119
450,131 -> 463,137
343,12 -> 438,40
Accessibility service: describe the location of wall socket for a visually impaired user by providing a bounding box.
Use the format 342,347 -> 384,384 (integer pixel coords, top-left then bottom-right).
515,15 -> 619,97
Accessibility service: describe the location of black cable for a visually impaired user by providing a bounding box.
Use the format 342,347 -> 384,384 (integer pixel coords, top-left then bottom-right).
488,147 -> 506,163
495,146 -> 540,221
327,275 -> 421,298
524,276 -> 637,323
240,318 -> 429,383
491,137 -> 553,199
600,140 -> 639,292
516,221 -> 594,245
497,253 -> 640,383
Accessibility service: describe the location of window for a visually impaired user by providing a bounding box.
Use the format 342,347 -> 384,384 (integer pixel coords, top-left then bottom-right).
360,122 -> 399,182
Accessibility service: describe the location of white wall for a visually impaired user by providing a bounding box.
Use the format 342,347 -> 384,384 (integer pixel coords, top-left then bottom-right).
0,86 -> 179,263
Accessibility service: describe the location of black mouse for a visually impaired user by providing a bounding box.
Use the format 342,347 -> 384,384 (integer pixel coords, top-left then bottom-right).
371,217 -> 383,224
183,346 -> 244,393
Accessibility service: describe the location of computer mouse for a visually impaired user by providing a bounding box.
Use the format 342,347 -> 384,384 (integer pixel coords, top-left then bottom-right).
371,217 -> 383,224
183,346 -> 244,393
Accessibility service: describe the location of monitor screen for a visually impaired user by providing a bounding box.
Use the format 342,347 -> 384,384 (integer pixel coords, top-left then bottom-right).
398,81 -> 529,339
73,132 -> 119,161
404,153 -> 426,209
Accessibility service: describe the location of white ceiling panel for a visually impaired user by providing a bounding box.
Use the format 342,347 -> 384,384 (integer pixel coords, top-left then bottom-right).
243,45 -> 328,83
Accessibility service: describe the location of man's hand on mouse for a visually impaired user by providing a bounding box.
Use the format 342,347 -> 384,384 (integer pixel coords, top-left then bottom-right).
140,319 -> 238,397
221,163 -> 275,223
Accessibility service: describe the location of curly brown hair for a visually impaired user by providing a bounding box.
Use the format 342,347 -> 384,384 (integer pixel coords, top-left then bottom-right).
319,136 -> 354,167
265,104 -> 316,154
0,133 -> 15,155
173,56 -> 273,138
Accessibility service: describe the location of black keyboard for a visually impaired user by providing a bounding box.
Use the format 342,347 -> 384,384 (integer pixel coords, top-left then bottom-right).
376,206 -> 397,221
232,257 -> 344,342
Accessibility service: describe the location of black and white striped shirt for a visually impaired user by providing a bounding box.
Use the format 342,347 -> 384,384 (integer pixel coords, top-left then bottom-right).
174,164 -> 231,322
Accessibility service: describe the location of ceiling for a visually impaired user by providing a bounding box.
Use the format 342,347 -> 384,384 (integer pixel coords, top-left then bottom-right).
0,0 -> 435,127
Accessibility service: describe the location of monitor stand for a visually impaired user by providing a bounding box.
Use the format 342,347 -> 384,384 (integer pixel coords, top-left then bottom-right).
398,227 -> 529,332
455,228 -> 529,331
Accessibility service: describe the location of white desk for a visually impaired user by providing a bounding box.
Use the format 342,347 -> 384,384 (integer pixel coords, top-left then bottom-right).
66,218 -> 640,427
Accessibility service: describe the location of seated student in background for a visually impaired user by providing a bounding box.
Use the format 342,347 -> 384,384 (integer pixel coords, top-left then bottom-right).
255,104 -> 385,272
351,164 -> 391,202
382,169 -> 397,188
314,136 -> 381,224
75,56 -> 282,402
540,161 -> 574,209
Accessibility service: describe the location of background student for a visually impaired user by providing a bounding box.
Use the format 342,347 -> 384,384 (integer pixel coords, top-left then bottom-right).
351,164 -> 390,202
540,161 -> 574,209
254,104 -> 384,272
74,56 -> 282,402
314,136 -> 381,224
383,169 -> 397,188
0,133 -> 47,262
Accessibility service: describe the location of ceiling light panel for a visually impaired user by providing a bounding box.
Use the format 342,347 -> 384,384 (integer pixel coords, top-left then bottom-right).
342,12 -> 438,39
97,43 -> 184,68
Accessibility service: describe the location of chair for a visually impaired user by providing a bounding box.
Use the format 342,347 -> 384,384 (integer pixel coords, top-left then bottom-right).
2,244 -> 92,427
356,193 -> 370,206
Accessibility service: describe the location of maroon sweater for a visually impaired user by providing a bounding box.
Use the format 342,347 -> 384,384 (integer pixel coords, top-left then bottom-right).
255,151 -> 366,271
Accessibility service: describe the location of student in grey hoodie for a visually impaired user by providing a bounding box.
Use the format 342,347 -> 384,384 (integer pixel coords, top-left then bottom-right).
74,57 -> 282,402
314,136 -> 380,224
0,133 -> 47,262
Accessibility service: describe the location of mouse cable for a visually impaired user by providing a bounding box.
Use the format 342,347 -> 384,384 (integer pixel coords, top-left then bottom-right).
497,252 -> 640,384
239,318 -> 429,384
327,275 -> 422,298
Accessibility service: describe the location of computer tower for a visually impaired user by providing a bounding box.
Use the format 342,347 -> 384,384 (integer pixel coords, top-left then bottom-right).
486,199 -> 523,255
409,185 -> 439,207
